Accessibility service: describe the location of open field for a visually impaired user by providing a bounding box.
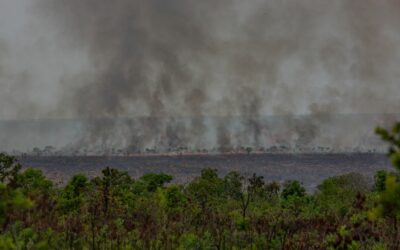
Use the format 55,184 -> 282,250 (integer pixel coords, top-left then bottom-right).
18,153 -> 391,191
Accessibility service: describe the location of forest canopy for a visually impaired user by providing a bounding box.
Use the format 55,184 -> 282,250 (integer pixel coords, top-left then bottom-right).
0,123 -> 400,249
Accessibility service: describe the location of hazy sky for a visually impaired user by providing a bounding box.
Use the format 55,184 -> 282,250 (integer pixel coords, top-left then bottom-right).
0,0 -> 400,120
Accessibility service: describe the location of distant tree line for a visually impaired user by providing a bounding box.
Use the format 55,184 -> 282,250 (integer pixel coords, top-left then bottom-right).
6,144 -> 379,157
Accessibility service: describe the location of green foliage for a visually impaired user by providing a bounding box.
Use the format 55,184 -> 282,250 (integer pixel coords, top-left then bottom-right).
0,153 -> 21,185
317,173 -> 369,215
375,123 -> 400,171
133,172 -> 172,193
281,180 -> 306,199
2,118 -> 400,250
165,185 -> 187,209
372,124 -> 400,219
59,174 -> 88,213
223,171 -> 242,200
0,233 -> 15,250
371,122 -> 400,249
177,232 -> 214,250
186,168 -> 225,209
0,183 -> 33,227
248,173 -> 265,198
265,181 -> 280,200
17,168 -> 53,191
374,170 -> 389,192
369,175 -> 400,220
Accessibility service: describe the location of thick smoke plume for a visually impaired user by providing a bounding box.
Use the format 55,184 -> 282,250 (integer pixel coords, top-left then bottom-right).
0,0 -> 400,153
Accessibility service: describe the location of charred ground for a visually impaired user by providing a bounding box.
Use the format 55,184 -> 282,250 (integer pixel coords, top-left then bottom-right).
18,153 -> 391,191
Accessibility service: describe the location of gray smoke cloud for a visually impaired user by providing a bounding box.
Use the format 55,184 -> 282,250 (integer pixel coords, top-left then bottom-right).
0,0 -> 400,153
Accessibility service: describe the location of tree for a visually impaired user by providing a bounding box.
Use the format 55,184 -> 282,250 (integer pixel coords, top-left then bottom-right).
59,174 -> 89,249
370,122 -> 400,248
245,147 -> 252,155
0,156 -> 33,234
186,168 -> 224,212
32,147 -> 42,157
317,173 -> 369,216
376,123 -> 400,171
0,153 -> 21,186
223,171 -> 243,200
17,168 -> 53,194
0,182 -> 33,233
374,170 -> 388,192
61,175 -> 89,208
248,173 -> 265,198
16,168 -> 55,220
88,167 -> 134,249
43,146 -> 55,156
239,174 -> 265,219
265,181 -> 280,200
373,170 -> 399,192
224,172 -> 265,219
133,173 -> 172,194
91,167 -> 133,214
281,180 -> 306,199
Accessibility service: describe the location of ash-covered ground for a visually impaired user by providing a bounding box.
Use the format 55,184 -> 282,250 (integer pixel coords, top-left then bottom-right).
18,153 -> 391,191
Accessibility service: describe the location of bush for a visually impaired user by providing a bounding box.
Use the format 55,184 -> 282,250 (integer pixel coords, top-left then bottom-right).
281,180 -> 306,199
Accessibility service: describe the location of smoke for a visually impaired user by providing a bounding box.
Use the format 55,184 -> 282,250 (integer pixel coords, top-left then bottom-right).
0,0 -> 400,153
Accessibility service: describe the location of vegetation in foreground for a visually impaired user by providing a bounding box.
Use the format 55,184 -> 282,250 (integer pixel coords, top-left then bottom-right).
1,124 -> 400,249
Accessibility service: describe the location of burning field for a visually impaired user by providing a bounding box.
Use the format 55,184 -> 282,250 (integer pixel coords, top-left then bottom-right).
2,1 -> 400,247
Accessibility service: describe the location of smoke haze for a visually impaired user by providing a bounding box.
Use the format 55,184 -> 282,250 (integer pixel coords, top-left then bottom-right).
0,0 -> 399,153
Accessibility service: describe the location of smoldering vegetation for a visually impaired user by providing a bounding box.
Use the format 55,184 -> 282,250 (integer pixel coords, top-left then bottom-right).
1,114 -> 399,155
1,1 -> 400,153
